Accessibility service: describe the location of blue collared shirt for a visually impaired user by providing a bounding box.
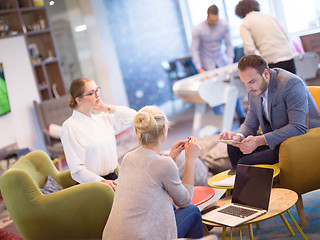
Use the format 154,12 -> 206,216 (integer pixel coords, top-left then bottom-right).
191,19 -> 234,71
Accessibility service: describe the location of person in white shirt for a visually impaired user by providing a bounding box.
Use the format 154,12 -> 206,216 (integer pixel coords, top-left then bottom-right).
235,0 -> 297,73
103,106 -> 204,239
61,78 -> 136,190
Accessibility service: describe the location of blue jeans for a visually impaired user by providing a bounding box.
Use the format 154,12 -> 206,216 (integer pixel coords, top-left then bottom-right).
174,204 -> 204,239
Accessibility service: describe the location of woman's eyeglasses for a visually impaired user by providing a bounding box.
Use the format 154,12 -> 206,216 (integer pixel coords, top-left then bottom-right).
81,87 -> 101,97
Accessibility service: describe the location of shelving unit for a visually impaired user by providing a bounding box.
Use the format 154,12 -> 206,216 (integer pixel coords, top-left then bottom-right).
0,0 -> 65,100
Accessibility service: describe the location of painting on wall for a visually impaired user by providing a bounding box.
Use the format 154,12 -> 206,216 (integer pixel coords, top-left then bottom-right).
0,63 -> 11,116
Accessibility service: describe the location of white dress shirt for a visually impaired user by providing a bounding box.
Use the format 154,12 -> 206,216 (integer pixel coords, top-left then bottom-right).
61,106 -> 136,183
261,89 -> 270,123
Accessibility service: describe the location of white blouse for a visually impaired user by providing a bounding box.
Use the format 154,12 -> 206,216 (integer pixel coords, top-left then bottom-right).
61,106 -> 136,183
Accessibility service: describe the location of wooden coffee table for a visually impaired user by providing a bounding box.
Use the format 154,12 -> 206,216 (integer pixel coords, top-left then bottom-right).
202,188 -> 307,240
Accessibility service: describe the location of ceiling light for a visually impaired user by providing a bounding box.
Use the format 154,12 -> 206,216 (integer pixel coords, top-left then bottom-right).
74,25 -> 87,32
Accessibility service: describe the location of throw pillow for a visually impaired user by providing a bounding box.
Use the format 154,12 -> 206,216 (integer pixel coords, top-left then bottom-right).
198,135 -> 232,174
40,175 -> 63,194
46,124 -> 62,139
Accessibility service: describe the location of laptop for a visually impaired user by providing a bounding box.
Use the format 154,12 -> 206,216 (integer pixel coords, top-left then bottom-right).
202,164 -> 274,227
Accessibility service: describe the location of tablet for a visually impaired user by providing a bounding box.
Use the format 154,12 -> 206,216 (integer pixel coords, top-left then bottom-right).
218,139 -> 242,145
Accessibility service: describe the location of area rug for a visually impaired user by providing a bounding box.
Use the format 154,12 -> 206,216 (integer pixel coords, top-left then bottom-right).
210,189 -> 320,239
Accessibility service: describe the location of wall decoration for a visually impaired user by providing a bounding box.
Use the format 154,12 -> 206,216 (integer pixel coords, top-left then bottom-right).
0,63 -> 11,116
104,0 -> 190,110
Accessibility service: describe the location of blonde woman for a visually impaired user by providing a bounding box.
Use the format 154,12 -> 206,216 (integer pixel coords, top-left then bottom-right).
103,106 -> 203,239
61,78 -> 136,190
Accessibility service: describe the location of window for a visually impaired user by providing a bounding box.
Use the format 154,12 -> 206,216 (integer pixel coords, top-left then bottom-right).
185,0 -> 320,47
280,0 -> 320,34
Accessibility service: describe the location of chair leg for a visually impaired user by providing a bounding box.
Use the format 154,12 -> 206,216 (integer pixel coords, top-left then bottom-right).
52,154 -> 64,171
295,195 -> 307,227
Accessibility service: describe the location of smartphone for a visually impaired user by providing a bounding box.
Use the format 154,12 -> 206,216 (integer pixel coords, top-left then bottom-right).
201,203 -> 219,215
218,139 -> 242,145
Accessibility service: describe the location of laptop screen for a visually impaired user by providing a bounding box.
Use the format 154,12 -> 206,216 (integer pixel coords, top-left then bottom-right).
231,164 -> 274,210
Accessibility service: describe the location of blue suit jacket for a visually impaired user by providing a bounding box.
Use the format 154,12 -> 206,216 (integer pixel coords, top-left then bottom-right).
238,69 -> 320,150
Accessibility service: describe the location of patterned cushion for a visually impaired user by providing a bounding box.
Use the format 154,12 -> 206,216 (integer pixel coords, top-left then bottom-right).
40,175 -> 63,194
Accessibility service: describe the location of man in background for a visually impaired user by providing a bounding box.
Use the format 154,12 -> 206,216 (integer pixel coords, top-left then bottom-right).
191,5 -> 246,122
235,0 -> 297,73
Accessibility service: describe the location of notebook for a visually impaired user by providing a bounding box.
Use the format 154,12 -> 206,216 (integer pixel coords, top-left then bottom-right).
202,164 -> 274,227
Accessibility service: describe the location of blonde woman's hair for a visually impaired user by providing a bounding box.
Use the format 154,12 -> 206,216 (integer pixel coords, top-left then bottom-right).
134,105 -> 168,145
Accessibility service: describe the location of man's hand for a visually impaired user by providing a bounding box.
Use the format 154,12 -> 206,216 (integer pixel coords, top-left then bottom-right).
197,68 -> 206,74
238,135 -> 267,154
219,131 -> 242,142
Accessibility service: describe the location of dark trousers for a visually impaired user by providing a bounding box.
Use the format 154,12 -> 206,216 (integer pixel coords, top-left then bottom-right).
269,58 -> 296,74
101,172 -> 118,180
227,144 -> 279,167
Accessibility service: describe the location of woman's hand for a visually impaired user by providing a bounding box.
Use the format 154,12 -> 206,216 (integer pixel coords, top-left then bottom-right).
93,101 -> 107,112
169,140 -> 185,161
93,101 -> 115,113
181,137 -> 201,186
184,136 -> 201,163
101,179 -> 117,191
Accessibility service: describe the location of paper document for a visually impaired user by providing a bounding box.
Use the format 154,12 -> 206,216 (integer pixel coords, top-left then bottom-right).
211,175 -> 235,187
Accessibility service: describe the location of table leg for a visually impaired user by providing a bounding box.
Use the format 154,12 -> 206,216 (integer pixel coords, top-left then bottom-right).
226,189 -> 232,197
222,226 -> 227,240
230,227 -> 233,240
280,213 -> 295,236
239,226 -> 243,240
248,224 -> 254,240
202,223 -> 210,236
286,210 -> 308,240
193,103 -> 206,136
255,222 -> 260,230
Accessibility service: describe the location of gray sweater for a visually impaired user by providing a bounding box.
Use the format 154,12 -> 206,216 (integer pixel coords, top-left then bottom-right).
103,147 -> 194,240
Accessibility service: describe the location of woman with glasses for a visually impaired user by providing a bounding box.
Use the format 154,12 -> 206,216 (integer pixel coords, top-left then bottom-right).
61,78 -> 136,190
103,105 -> 204,239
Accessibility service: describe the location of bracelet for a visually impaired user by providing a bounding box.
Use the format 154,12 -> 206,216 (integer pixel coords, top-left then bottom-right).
107,105 -> 111,113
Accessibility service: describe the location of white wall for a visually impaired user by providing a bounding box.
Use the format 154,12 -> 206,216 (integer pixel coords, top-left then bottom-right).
78,0 -> 129,106
0,36 -> 46,151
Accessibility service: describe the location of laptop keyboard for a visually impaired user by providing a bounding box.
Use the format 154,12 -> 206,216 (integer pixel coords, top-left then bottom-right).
218,205 -> 258,218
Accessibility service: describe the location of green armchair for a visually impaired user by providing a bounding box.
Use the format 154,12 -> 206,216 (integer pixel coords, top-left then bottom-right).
275,86 -> 320,226
0,150 -> 114,240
